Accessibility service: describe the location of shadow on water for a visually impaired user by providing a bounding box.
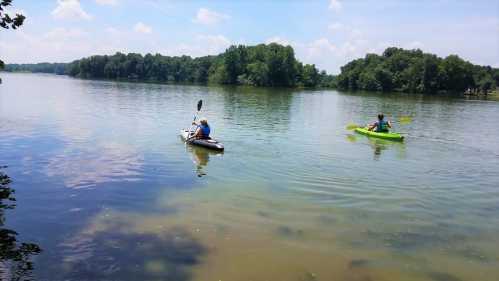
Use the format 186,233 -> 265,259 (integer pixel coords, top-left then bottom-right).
184,143 -> 223,177
0,166 -> 42,281
55,218 -> 205,281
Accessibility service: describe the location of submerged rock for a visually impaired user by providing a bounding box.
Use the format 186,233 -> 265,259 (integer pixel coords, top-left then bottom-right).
348,259 -> 369,268
257,210 -> 270,218
451,245 -> 491,263
300,271 -> 317,281
428,272 -> 464,281
276,226 -> 304,239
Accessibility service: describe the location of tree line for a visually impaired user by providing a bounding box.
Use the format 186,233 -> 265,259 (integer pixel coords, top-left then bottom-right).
5,43 -> 335,88
336,47 -> 499,94
5,45 -> 498,94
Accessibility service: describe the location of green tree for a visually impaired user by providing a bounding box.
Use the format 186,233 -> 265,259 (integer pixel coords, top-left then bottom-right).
223,45 -> 247,84
5,43 -> 331,88
418,54 -> 441,93
336,47 -> 494,95
301,64 -> 319,87
0,0 -> 25,82
246,61 -> 269,86
440,55 -> 474,92
478,76 -> 495,94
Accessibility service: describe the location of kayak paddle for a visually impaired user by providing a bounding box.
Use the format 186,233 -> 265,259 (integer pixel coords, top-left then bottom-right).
346,115 -> 412,130
188,100 -> 203,139
399,116 -> 412,125
346,123 -> 362,130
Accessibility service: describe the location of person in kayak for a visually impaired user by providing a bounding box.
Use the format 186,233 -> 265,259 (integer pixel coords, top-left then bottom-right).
191,117 -> 211,139
368,114 -> 392,132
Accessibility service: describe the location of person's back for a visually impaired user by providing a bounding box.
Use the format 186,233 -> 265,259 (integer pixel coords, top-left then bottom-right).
193,117 -> 211,139
199,123 -> 210,138
369,114 -> 391,132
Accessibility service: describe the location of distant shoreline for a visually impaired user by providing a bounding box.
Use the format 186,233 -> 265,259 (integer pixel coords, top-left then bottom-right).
0,71 -> 329,92
3,45 -> 498,95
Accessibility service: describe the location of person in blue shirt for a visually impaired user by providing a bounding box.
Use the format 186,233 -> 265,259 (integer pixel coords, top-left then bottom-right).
368,114 -> 392,132
192,117 -> 211,139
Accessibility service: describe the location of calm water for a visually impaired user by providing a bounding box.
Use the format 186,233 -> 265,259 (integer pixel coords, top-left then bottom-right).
1,73 -> 499,281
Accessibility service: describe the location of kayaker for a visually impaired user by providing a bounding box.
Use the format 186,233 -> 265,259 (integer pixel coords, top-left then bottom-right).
191,117 -> 211,139
368,114 -> 392,132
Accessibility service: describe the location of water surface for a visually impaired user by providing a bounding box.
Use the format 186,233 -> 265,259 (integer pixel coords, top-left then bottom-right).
1,73 -> 498,281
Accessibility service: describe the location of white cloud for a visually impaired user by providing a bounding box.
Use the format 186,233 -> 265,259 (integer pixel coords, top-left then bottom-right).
133,22 -> 152,34
289,32 -> 381,74
95,0 -> 118,6
304,38 -> 337,59
348,28 -> 364,40
105,26 -> 119,34
265,36 -> 291,46
193,8 -> 229,25
165,34 -> 232,57
43,27 -> 88,41
405,41 -> 425,49
329,0 -> 342,12
196,34 -> 231,52
0,27 -> 94,63
328,22 -> 344,32
52,0 -> 92,21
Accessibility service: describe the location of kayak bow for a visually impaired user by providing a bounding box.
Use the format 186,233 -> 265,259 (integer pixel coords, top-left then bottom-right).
354,127 -> 404,141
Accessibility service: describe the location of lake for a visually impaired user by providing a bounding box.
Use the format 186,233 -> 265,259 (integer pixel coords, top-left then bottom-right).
1,72 -> 498,281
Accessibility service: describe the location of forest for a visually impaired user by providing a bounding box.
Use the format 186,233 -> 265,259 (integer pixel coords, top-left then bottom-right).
5,44 -> 498,93
336,47 -> 499,94
5,43 -> 335,88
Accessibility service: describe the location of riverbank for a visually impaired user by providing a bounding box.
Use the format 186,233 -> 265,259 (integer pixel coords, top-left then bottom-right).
487,89 -> 499,101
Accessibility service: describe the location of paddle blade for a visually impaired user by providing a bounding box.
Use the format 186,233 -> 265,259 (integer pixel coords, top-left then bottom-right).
197,100 -> 203,111
399,116 -> 412,125
346,134 -> 357,142
346,123 -> 361,130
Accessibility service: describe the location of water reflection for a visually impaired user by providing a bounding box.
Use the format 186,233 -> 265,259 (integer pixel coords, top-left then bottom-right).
185,144 -> 223,177
218,86 -> 295,135
346,133 -> 406,160
45,142 -> 143,189
2,73 -> 499,281
0,167 -> 42,281
367,137 -> 406,160
56,211 -> 205,281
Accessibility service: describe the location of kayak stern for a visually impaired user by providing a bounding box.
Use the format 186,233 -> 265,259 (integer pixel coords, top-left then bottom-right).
180,129 -> 225,151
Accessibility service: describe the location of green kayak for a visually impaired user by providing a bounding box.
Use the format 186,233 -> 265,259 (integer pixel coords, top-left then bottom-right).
354,127 -> 404,141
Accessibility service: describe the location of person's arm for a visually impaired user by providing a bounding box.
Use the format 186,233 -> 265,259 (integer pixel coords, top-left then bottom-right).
368,122 -> 377,131
193,126 -> 201,138
387,121 -> 392,128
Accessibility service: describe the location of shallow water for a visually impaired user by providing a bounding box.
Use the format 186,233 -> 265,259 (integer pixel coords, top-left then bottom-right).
1,73 -> 498,281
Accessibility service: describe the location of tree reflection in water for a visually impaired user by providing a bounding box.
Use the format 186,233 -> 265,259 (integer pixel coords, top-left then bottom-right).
0,166 -> 42,281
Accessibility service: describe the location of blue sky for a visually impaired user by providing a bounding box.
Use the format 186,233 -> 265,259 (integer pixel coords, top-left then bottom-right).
1,0 -> 498,73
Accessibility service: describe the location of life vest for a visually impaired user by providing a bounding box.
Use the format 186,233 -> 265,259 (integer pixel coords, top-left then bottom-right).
199,124 -> 210,138
376,120 -> 389,132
